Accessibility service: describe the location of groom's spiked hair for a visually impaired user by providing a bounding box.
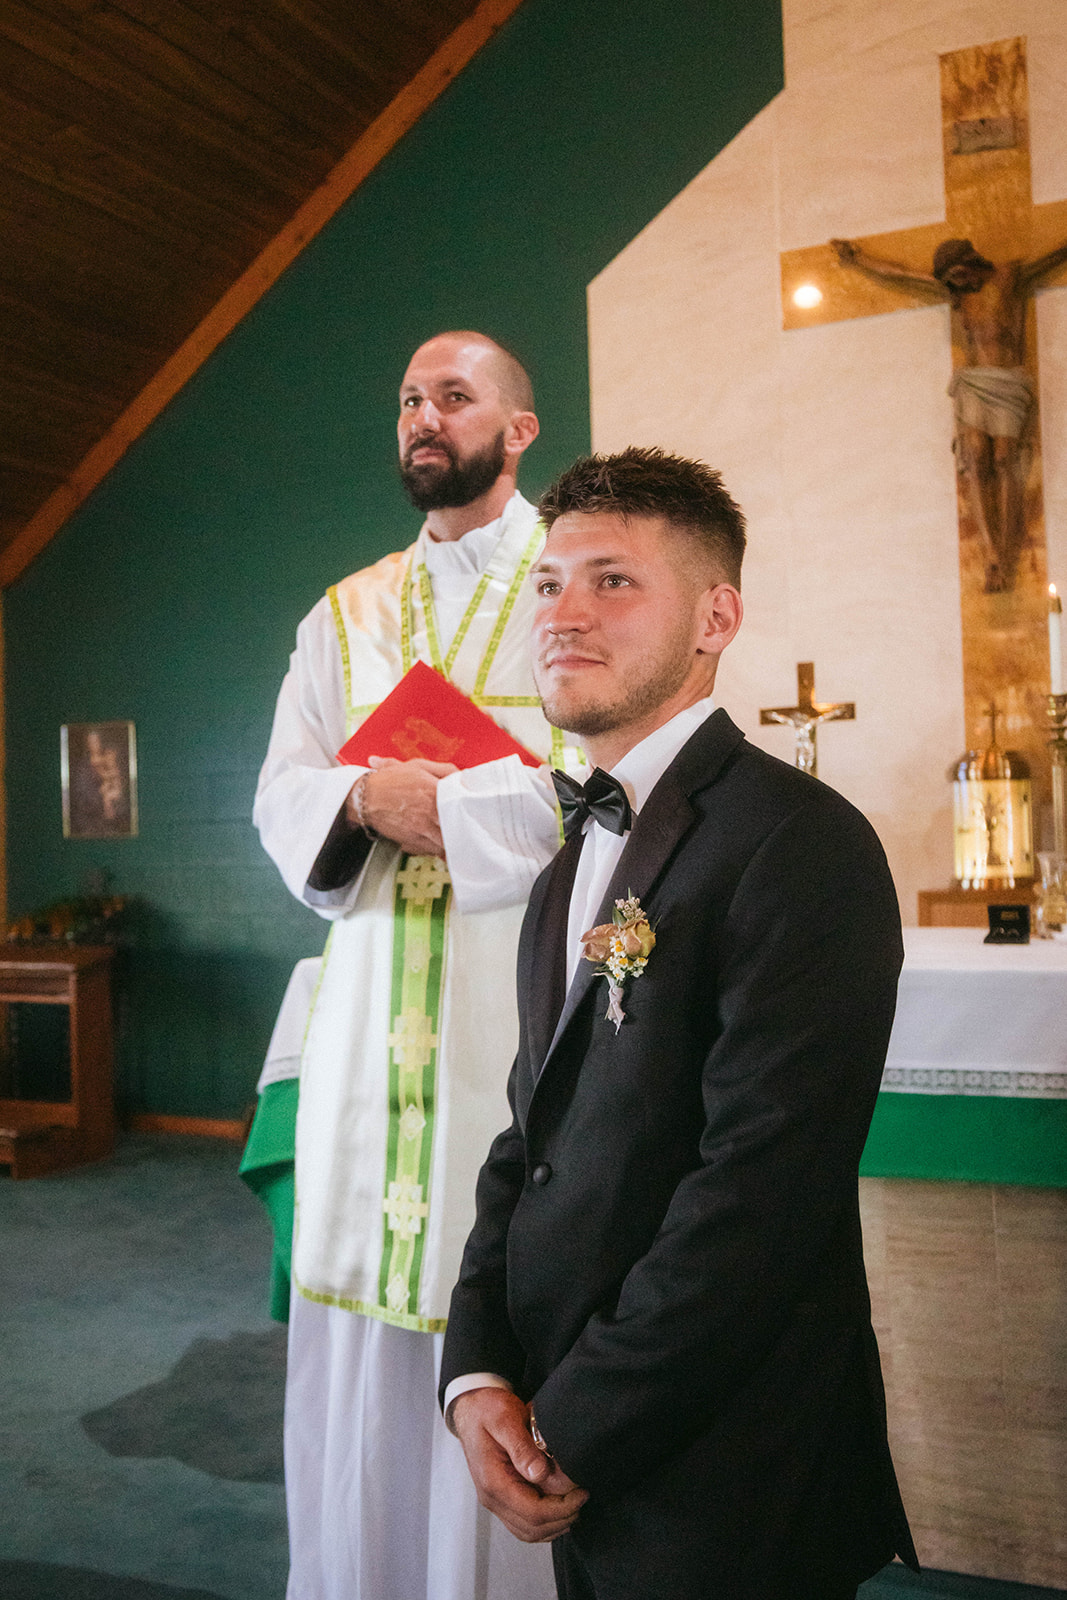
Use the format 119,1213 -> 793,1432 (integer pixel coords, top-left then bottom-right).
537,446 -> 746,587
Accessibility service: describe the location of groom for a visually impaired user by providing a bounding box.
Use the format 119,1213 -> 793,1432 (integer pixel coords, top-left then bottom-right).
440,447 -> 917,1600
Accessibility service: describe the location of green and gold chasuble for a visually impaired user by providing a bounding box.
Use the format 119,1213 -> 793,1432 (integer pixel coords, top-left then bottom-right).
293,498 -> 579,1331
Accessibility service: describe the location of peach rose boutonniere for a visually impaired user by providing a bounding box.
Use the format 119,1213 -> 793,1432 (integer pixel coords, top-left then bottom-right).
579,893 -> 656,1033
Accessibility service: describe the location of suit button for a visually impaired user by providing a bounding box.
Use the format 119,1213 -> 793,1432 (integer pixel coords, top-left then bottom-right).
531,1163 -> 553,1186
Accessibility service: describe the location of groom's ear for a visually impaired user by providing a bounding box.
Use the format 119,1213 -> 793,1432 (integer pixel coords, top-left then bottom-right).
695,582 -> 743,658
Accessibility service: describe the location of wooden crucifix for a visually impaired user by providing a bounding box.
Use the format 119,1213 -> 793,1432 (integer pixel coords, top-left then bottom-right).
779,35 -> 1067,805
760,662 -> 854,777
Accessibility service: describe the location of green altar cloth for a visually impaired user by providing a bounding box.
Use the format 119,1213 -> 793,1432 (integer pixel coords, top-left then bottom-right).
239,1078 -> 298,1322
860,1092 -> 1067,1186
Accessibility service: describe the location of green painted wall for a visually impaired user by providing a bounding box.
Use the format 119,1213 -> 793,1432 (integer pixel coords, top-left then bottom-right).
4,0 -> 783,1117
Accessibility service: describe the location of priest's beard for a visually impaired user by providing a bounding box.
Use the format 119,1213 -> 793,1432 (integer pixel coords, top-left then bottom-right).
399,430 -> 507,512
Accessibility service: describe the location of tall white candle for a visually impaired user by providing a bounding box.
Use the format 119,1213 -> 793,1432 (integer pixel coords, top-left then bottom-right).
1051,584 -> 1064,696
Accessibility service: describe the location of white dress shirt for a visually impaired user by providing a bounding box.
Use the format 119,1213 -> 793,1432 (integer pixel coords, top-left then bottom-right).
444,694 -> 716,1426
564,696 -> 716,985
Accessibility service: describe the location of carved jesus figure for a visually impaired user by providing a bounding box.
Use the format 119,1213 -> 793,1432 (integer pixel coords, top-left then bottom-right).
832,235 -> 1067,591
760,700 -> 849,776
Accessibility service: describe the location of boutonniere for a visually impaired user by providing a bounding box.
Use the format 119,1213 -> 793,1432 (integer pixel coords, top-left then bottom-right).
579,893 -> 656,1033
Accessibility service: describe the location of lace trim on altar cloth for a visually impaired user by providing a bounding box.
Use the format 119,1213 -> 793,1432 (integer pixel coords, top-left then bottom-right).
881,1063 -> 1067,1098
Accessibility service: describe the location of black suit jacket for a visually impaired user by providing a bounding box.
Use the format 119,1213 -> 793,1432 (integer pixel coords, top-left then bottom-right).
441,711 -> 917,1598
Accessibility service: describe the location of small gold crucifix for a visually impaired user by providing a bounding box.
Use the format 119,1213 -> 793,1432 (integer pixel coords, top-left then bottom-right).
760,663 -> 855,777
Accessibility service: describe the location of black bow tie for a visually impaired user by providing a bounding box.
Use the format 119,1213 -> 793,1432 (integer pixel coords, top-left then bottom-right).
552,768 -> 633,842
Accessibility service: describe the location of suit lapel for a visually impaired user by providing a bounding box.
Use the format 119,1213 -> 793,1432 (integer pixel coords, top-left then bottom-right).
524,829 -> 583,1079
537,709 -> 746,1077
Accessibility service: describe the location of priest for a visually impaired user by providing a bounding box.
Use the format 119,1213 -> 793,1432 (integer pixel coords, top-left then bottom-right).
254,331 -> 577,1600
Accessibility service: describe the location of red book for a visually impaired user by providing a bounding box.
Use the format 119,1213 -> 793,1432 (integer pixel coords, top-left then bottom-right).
336,659 -> 541,770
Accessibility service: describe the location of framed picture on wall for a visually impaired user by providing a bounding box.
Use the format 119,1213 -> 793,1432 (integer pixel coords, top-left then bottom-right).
61,721 -> 139,839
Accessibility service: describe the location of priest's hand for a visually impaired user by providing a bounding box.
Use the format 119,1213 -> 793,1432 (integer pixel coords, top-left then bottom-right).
347,756 -> 458,857
451,1389 -> 587,1543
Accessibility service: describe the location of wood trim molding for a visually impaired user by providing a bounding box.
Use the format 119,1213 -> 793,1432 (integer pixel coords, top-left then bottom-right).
0,595 -> 6,936
0,0 -> 527,591
127,1112 -> 247,1142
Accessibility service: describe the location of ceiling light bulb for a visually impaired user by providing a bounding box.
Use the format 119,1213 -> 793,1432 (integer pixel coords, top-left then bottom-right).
792,284 -> 823,309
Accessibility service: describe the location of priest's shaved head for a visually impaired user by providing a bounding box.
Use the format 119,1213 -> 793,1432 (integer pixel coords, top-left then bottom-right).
404,330 -> 534,412
434,330 -> 535,412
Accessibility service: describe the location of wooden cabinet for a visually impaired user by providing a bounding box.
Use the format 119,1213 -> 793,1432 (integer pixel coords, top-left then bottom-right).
0,945 -> 115,1178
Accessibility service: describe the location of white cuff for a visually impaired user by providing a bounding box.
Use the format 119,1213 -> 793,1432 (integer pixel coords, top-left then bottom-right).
442,1372 -> 514,1435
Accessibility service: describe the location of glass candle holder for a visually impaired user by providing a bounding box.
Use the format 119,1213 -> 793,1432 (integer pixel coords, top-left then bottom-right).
1034,852 -> 1067,939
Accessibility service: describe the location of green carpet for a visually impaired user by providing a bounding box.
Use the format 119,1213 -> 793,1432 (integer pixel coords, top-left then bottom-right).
0,1565 -> 228,1599
0,1134 -> 288,1600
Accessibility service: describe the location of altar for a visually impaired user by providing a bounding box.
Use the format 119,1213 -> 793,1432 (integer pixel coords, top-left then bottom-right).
855,928 -> 1067,1589
861,927 -> 1067,1187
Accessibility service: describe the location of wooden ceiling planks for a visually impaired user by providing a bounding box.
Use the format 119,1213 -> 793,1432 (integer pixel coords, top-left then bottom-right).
0,0 -> 518,564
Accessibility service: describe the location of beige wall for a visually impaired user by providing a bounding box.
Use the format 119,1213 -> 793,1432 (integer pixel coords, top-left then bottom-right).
588,0 -> 1067,925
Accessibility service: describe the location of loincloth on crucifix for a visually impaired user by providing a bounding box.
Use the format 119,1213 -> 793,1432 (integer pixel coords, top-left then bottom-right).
948,365 -> 1033,439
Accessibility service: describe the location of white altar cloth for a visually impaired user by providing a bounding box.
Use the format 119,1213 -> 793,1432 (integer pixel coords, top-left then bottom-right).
883,928 -> 1067,1098
262,932 -> 1067,1102
257,957 -> 322,1092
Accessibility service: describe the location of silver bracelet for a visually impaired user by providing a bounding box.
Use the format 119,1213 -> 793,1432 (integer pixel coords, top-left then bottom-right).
350,772 -> 380,839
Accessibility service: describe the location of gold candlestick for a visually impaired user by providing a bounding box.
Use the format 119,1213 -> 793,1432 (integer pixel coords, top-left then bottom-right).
951,702 -> 1034,888
1049,693 -> 1067,859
